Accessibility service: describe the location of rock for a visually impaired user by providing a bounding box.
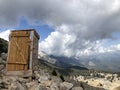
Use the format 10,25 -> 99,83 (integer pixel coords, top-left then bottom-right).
18,77 -> 30,84
34,70 -> 50,81
49,76 -> 61,90
51,76 -> 62,84
72,86 -> 83,90
112,86 -> 120,90
0,77 -> 27,90
26,81 -> 37,89
41,80 -> 52,87
50,82 -> 59,90
2,79 -> 11,85
8,83 -> 17,90
60,82 -> 73,90
34,71 -> 41,79
0,82 -> 8,89
1,53 -> 7,60
38,76 -> 49,83
0,58 -> 2,64
97,83 -> 103,87
9,82 -> 26,90
29,84 -> 49,90
0,64 -> 5,71
16,82 -> 26,90
38,85 -> 49,90
29,84 -> 39,90
0,56 -> 6,67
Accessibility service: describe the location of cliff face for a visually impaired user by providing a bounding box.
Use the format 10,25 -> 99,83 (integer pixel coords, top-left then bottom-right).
0,38 -> 8,55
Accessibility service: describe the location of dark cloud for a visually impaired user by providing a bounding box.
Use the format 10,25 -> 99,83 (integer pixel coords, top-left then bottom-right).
0,0 -> 120,62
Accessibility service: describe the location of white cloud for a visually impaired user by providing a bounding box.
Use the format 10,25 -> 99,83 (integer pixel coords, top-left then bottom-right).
0,30 -> 10,41
40,29 -> 76,57
89,61 -> 96,66
40,28 -> 120,62
111,0 -> 120,12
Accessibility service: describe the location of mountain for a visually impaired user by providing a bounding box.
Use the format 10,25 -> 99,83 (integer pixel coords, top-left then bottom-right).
50,55 -> 85,68
38,51 -> 87,69
38,51 -> 57,64
38,51 -> 88,76
78,54 -> 120,72
38,51 -> 120,73
0,38 -> 8,55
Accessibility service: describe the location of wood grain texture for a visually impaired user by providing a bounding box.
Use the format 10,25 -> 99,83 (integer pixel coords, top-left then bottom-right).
7,31 -> 30,71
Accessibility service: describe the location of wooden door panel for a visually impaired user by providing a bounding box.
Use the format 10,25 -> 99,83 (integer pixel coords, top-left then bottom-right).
7,31 -> 30,71
7,64 -> 28,71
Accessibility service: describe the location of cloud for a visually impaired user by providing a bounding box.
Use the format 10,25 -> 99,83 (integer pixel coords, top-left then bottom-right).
36,0 -> 120,59
89,61 -> 96,67
0,30 -> 10,41
0,0 -> 120,63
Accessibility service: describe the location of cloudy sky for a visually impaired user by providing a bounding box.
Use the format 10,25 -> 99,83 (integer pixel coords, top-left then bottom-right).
0,0 -> 120,62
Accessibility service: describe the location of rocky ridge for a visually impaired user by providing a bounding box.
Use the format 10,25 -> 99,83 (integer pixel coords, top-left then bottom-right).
0,53 -> 106,90
74,72 -> 120,90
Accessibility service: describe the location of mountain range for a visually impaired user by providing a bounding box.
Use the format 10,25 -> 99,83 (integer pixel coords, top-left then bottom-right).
38,51 -> 120,73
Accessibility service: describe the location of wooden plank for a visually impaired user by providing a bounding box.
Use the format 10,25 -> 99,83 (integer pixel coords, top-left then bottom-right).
11,31 -> 30,37
7,64 -> 14,71
32,31 -> 39,71
33,30 -> 40,39
7,62 -> 27,64
11,35 -> 30,37
7,63 -> 28,70
33,33 -> 39,60
4,70 -> 32,77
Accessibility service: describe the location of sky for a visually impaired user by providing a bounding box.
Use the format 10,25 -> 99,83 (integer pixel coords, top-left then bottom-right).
0,0 -> 120,63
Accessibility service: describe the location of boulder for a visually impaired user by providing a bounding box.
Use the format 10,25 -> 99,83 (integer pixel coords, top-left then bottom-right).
112,86 -> 120,90
0,58 -> 2,64
1,53 -> 7,60
34,71 -> 41,79
26,81 -> 37,89
0,81 -> 9,89
60,82 -> 73,90
9,83 -> 17,90
0,64 -> 5,71
51,76 -> 62,84
38,76 -> 49,83
72,86 -> 83,90
18,77 -> 30,84
0,56 -> 6,66
8,82 -> 27,90
50,82 -> 59,90
41,80 -> 52,87
29,84 -> 49,90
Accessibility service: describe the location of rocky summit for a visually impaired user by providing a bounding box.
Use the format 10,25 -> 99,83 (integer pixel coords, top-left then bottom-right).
0,52 -> 107,90
74,73 -> 120,90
